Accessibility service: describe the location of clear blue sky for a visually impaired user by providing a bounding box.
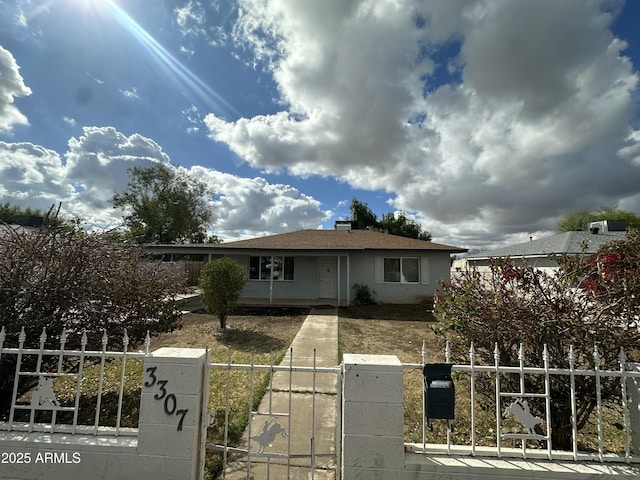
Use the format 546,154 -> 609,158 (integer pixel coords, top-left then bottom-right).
1,0 -> 639,249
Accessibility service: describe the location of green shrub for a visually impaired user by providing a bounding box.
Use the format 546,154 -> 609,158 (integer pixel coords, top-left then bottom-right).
352,283 -> 376,304
199,258 -> 248,329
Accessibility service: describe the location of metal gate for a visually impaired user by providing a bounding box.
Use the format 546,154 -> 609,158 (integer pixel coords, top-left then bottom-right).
203,348 -> 342,479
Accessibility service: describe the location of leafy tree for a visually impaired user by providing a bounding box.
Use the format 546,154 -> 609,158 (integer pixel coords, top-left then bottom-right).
112,163 -> 213,244
0,218 -> 188,349
0,202 -> 64,227
206,234 -> 223,244
379,211 -> 432,241
556,209 -> 593,232
349,198 -> 378,230
199,258 -> 248,329
557,206 -> 640,232
348,198 -> 432,241
434,231 -> 640,450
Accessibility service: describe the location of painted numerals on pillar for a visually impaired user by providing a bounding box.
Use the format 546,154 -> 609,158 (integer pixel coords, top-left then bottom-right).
144,366 -> 189,431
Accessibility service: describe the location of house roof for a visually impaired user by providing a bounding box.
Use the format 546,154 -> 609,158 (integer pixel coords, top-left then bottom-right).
0,224 -> 37,238
466,230 -> 627,260
146,229 -> 467,254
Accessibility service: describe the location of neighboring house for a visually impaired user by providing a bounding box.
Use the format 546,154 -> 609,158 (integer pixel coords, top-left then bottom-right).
0,224 -> 39,238
1,217 -> 44,239
458,220 -> 627,275
145,224 -> 467,306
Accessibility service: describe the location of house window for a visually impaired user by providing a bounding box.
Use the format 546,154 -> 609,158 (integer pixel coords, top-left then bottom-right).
249,256 -> 294,281
378,257 -> 421,283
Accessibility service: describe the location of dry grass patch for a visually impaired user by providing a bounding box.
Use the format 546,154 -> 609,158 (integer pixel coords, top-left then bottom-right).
51,308 -> 307,480
154,308 -> 307,478
339,305 -> 444,447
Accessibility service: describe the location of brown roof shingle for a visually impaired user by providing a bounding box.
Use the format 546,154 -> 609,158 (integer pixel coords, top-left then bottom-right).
213,229 -> 467,252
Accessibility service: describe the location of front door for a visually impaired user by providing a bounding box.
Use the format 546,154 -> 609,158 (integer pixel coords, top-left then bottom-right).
318,256 -> 337,299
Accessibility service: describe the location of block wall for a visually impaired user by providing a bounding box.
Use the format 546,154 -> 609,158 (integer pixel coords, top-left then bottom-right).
0,348 -> 208,480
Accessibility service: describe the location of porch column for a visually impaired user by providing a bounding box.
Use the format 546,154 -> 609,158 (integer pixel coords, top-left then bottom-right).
269,255 -> 274,304
337,255 -> 341,307
346,254 -> 350,306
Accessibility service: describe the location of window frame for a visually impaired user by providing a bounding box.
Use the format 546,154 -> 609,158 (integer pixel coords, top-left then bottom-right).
249,255 -> 295,281
376,256 -> 428,284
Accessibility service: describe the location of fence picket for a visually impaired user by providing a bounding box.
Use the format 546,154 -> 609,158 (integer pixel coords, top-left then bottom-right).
619,347 -> 631,463
115,329 -> 129,436
543,344 -> 552,460
469,342 -> 476,456
594,345 -> 604,462
494,343 -> 502,458
568,345 -> 578,461
1,327 -> 145,437
72,330 -> 88,434
408,341 -> 640,464
94,330 -> 109,435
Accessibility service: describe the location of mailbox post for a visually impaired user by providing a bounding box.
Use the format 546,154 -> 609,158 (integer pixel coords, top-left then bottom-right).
423,363 -> 455,431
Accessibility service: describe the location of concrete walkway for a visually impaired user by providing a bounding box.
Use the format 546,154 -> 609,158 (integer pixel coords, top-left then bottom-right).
224,307 -> 339,479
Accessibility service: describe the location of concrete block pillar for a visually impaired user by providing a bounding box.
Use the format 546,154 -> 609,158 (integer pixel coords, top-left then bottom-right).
628,363 -> 640,456
342,354 -> 405,479
138,348 -> 209,480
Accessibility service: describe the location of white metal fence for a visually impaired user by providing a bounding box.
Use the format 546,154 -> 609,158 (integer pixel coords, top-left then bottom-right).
404,341 -> 640,464
206,347 -> 342,479
0,326 -> 148,437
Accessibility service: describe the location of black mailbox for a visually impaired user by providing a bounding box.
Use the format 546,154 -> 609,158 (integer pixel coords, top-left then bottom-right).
423,363 -> 454,430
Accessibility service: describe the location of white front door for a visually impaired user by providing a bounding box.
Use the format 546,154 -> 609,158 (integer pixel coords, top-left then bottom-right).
318,257 -> 337,299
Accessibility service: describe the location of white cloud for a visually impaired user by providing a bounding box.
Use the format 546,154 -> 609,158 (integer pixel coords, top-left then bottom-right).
190,166 -> 330,239
0,126 -> 328,238
206,0 -> 640,248
175,1 -> 207,38
0,142 -> 69,210
174,1 -> 233,51
618,130 -> 640,167
63,116 -> 76,126
119,87 -> 139,100
0,46 -> 32,132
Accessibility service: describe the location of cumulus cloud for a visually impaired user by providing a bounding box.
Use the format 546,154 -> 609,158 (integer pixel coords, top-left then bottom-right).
0,46 -> 32,132
64,126 -> 171,216
0,142 -> 68,208
0,126 -> 328,238
190,166 -> 330,238
205,0 -> 640,248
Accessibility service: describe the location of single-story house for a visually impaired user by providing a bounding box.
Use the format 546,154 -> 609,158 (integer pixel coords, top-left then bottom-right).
457,220 -> 627,275
145,224 -> 467,306
0,223 -> 40,239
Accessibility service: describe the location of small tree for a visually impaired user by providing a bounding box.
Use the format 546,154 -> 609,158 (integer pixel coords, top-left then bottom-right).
435,231 -> 640,450
199,258 -> 248,329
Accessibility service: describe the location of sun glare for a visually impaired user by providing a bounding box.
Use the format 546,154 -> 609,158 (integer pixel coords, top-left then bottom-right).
74,0 -> 113,13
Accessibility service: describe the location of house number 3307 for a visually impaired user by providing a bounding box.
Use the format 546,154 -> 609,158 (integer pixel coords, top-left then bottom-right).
145,366 -> 189,431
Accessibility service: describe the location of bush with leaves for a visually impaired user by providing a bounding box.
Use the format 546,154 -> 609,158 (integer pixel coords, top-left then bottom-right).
352,283 -> 376,305
0,221 -> 188,349
198,257 -> 248,329
434,230 -> 640,450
